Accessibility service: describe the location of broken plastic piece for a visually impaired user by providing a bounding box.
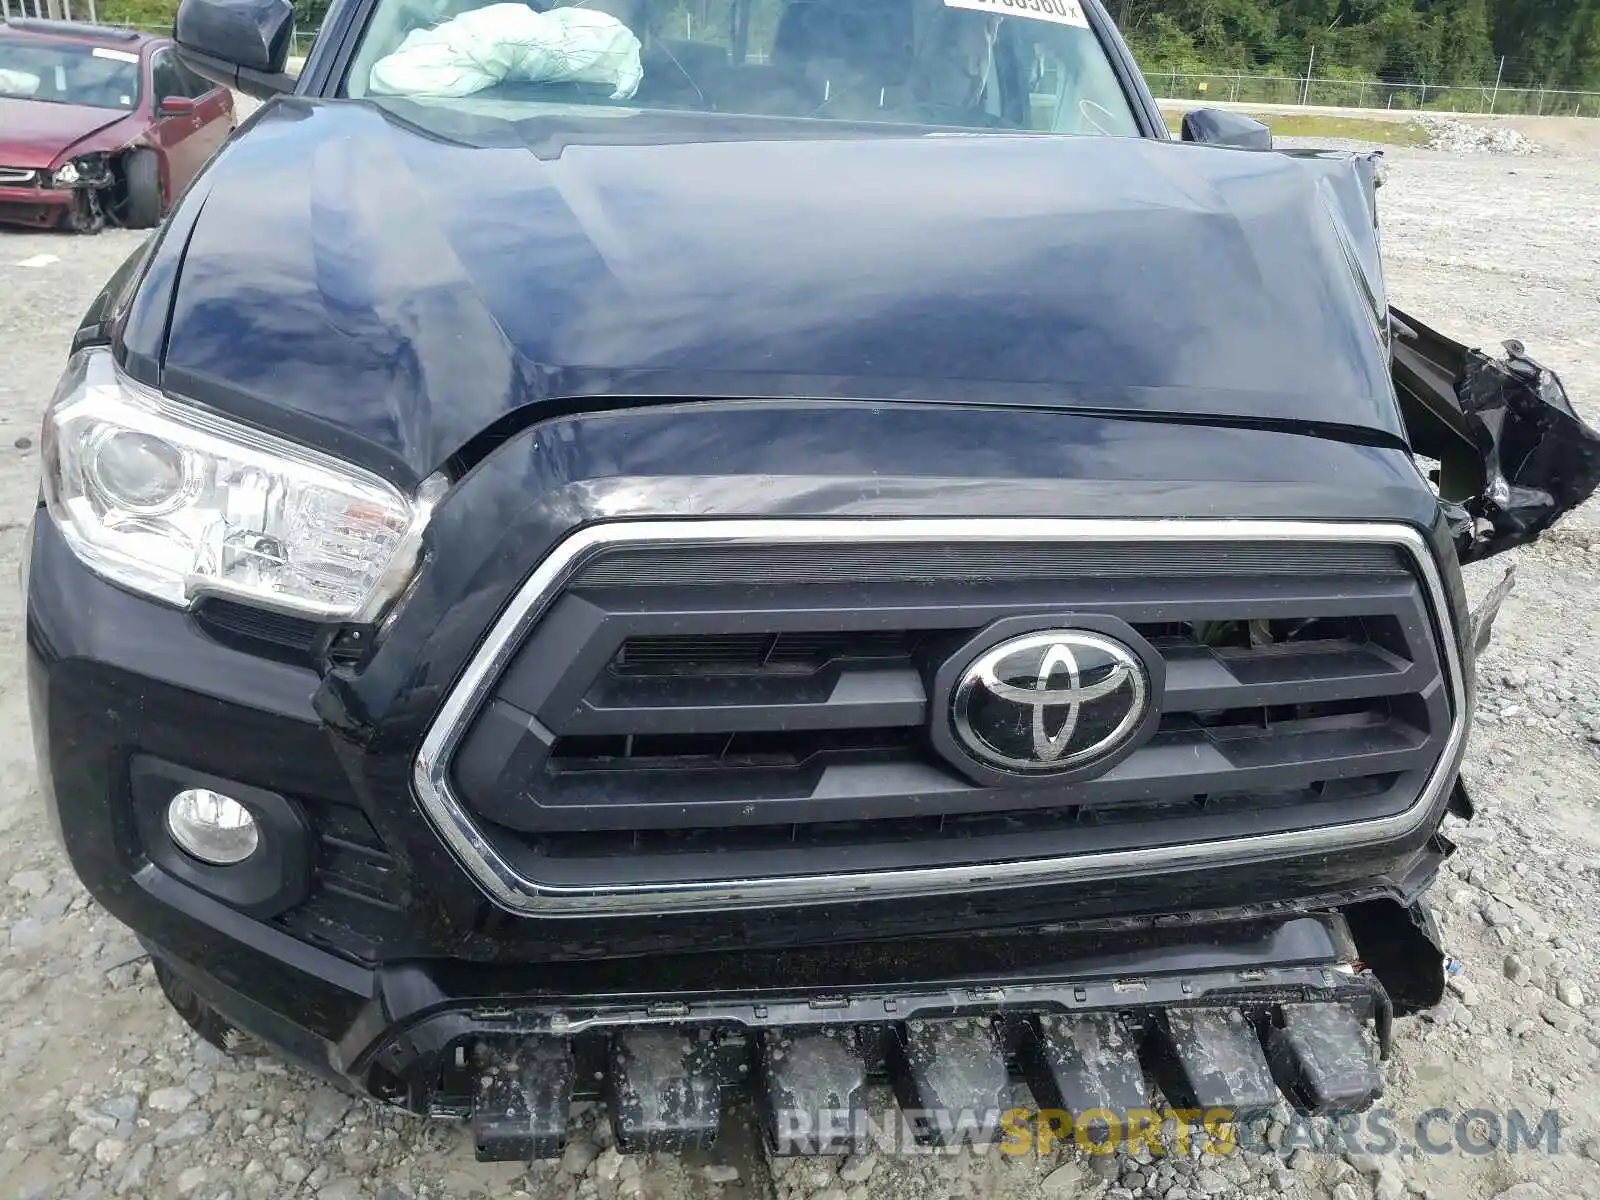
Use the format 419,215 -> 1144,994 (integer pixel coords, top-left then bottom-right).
1391,309 -> 1600,563
1468,564 -> 1517,654
1156,1007 -> 1280,1114
607,1027 -> 722,1152
1017,1012 -> 1149,1129
757,1028 -> 869,1155
1265,1002 -> 1383,1113
886,1018 -> 1011,1146
469,1037 -> 575,1161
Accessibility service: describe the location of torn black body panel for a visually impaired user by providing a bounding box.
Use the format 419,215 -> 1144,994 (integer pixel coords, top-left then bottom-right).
1392,307 -> 1600,563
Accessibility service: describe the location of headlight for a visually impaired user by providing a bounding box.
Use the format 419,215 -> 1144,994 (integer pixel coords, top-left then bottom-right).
42,348 -> 445,621
51,161 -> 80,187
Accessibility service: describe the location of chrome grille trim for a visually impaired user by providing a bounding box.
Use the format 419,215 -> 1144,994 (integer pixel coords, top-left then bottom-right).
0,167 -> 39,185
412,519 -> 1469,917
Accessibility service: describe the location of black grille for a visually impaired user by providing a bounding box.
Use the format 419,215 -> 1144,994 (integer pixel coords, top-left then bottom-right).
447,537 -> 1450,889
573,541 -> 1406,588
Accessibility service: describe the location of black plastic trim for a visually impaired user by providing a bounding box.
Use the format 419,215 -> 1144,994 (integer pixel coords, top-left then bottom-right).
129,757 -> 314,919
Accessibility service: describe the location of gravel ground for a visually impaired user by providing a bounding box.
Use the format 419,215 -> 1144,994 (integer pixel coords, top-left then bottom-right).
3,128 -> 1600,1200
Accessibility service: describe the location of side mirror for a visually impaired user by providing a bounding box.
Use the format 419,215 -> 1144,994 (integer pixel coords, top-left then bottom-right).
174,0 -> 295,99
1180,108 -> 1273,151
157,94 -> 197,116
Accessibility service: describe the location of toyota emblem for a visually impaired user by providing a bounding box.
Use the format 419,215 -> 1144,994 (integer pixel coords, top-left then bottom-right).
950,629 -> 1150,774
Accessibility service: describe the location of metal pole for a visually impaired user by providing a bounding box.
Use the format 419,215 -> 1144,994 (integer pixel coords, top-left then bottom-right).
1301,44 -> 1314,106
1489,55 -> 1505,114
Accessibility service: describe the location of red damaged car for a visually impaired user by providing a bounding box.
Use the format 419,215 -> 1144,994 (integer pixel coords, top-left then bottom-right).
0,18 -> 233,232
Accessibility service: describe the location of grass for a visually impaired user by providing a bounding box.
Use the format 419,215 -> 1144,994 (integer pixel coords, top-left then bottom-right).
1162,111 -> 1432,146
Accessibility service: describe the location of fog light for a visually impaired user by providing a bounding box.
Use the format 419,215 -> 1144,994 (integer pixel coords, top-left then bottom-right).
165,789 -> 260,865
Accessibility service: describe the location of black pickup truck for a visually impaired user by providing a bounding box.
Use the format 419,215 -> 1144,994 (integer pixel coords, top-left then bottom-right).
27,0 -> 1600,1161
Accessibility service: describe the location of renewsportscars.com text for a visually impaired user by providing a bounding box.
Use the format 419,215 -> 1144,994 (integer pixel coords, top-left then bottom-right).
770,1106 -> 1563,1157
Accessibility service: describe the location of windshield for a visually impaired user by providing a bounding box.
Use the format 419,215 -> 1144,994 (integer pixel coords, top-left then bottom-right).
346,0 -> 1140,136
0,37 -> 141,111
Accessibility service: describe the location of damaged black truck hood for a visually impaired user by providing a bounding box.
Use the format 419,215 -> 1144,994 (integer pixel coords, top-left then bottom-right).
141,99 -> 1396,485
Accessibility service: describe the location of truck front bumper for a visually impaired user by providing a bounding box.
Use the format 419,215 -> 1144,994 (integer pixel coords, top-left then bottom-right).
148,907 -> 1420,1158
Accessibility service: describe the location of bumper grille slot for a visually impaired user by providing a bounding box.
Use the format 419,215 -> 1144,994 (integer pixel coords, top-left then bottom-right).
273,803 -> 407,961
549,697 -> 1409,774
615,630 -> 921,675
550,727 -> 919,772
528,771 -> 1400,862
591,625 -> 1414,724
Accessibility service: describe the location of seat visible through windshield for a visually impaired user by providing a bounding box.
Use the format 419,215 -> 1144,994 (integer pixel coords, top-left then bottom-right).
347,0 -> 1141,136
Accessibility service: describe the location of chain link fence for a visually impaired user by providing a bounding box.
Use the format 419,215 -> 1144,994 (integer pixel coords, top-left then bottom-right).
9,5 -> 1595,120
1149,71 -> 1600,119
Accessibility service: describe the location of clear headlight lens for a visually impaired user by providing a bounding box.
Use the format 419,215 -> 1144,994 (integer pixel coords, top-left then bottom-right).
43,348 -> 444,621
51,161 -> 80,187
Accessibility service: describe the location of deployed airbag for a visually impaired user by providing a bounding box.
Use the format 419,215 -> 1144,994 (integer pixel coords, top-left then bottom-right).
369,3 -> 643,100
0,68 -> 42,96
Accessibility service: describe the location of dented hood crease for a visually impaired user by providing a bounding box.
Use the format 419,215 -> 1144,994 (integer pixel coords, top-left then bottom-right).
157,99 -> 1398,484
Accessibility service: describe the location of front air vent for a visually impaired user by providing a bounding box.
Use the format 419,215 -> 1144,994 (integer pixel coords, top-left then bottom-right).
273,803 -> 407,962
193,599 -> 321,662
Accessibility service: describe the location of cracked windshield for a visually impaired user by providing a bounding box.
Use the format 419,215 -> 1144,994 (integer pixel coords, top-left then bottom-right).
345,0 -> 1141,134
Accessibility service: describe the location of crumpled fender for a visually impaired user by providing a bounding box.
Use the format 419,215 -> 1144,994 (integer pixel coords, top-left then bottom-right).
1390,307 -> 1600,564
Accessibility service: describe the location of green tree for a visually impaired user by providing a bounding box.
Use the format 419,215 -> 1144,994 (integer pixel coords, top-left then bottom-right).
90,0 -> 1600,96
